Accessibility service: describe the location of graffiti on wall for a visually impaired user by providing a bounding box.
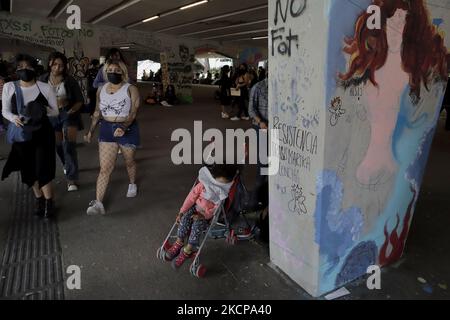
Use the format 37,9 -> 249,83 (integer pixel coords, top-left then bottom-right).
269,0 -> 317,273
272,116 -> 319,185
239,47 -> 264,66
0,15 -> 95,51
67,46 -> 90,104
271,0 -> 306,57
161,45 -> 194,103
288,184 -> 308,215
329,97 -> 345,127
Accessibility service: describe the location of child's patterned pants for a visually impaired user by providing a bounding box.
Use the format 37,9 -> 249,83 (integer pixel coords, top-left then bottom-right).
177,207 -> 209,247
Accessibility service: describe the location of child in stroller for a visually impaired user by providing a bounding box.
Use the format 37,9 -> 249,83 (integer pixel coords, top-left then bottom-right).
157,164 -> 255,277
165,164 -> 237,265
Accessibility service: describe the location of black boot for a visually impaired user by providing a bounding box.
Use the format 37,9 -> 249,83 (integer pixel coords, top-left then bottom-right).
34,197 -> 45,217
44,199 -> 55,219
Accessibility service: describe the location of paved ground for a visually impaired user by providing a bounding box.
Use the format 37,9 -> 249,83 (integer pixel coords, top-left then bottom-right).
0,86 -> 449,300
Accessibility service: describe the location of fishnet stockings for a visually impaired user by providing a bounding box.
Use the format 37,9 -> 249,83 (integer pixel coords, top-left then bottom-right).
120,146 -> 136,185
96,143 -> 119,202
96,143 -> 137,202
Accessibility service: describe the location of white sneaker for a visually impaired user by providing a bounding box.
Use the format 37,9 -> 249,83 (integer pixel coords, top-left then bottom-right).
63,169 -> 67,175
221,112 -> 230,119
161,101 -> 173,107
241,116 -> 250,121
230,117 -> 241,121
127,184 -> 138,198
87,200 -> 106,216
67,184 -> 78,192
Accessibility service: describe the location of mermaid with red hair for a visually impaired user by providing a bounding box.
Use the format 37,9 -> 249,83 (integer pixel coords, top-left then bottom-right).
339,0 -> 449,186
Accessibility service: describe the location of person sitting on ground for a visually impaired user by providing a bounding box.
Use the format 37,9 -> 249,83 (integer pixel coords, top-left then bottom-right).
145,83 -> 163,105
164,164 -> 239,269
192,73 -> 200,84
160,84 -> 178,107
145,94 -> 157,105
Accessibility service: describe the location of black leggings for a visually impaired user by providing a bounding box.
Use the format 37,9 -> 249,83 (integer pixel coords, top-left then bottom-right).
237,96 -> 249,118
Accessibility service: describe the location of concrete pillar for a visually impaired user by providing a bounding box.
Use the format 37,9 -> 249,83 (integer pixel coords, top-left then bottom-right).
160,44 -> 195,104
269,0 -> 450,297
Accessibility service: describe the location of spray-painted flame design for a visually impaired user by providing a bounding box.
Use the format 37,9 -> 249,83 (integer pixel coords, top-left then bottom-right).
379,185 -> 417,267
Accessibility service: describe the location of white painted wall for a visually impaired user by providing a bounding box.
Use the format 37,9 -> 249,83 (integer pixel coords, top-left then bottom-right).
269,0 -> 328,297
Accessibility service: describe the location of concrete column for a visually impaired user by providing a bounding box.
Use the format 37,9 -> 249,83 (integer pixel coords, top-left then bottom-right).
160,44 -> 195,104
269,0 -> 450,297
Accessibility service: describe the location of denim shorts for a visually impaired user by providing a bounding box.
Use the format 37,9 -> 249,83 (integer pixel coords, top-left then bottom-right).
98,120 -> 140,149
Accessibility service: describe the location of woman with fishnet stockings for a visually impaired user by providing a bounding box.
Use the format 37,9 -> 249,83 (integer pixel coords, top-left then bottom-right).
84,59 -> 141,215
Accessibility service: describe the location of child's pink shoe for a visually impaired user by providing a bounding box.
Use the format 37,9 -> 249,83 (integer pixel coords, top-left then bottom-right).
165,242 -> 183,261
171,250 -> 193,270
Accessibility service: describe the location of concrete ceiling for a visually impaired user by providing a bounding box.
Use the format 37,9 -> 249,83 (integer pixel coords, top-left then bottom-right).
10,0 -> 268,44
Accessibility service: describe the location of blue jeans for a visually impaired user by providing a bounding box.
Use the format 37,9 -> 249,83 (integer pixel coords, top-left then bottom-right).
49,112 -> 80,181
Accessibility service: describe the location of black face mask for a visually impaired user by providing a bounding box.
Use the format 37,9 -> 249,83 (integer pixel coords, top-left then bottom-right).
16,69 -> 36,82
107,73 -> 123,85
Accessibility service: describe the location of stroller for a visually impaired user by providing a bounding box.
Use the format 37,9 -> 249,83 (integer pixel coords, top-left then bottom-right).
156,166 -> 256,278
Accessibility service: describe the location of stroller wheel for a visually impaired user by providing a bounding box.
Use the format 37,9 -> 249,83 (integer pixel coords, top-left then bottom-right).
192,264 -> 207,278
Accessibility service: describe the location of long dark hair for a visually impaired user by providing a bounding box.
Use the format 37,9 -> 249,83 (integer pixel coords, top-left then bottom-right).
339,0 -> 449,101
209,164 -> 238,182
15,54 -> 38,70
47,51 -> 68,76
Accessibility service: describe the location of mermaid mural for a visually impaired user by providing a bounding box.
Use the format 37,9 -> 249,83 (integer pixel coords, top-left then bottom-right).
339,0 -> 449,187
315,0 -> 450,294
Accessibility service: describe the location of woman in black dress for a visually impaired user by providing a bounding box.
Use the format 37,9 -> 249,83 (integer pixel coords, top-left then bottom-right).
1,54 -> 59,218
